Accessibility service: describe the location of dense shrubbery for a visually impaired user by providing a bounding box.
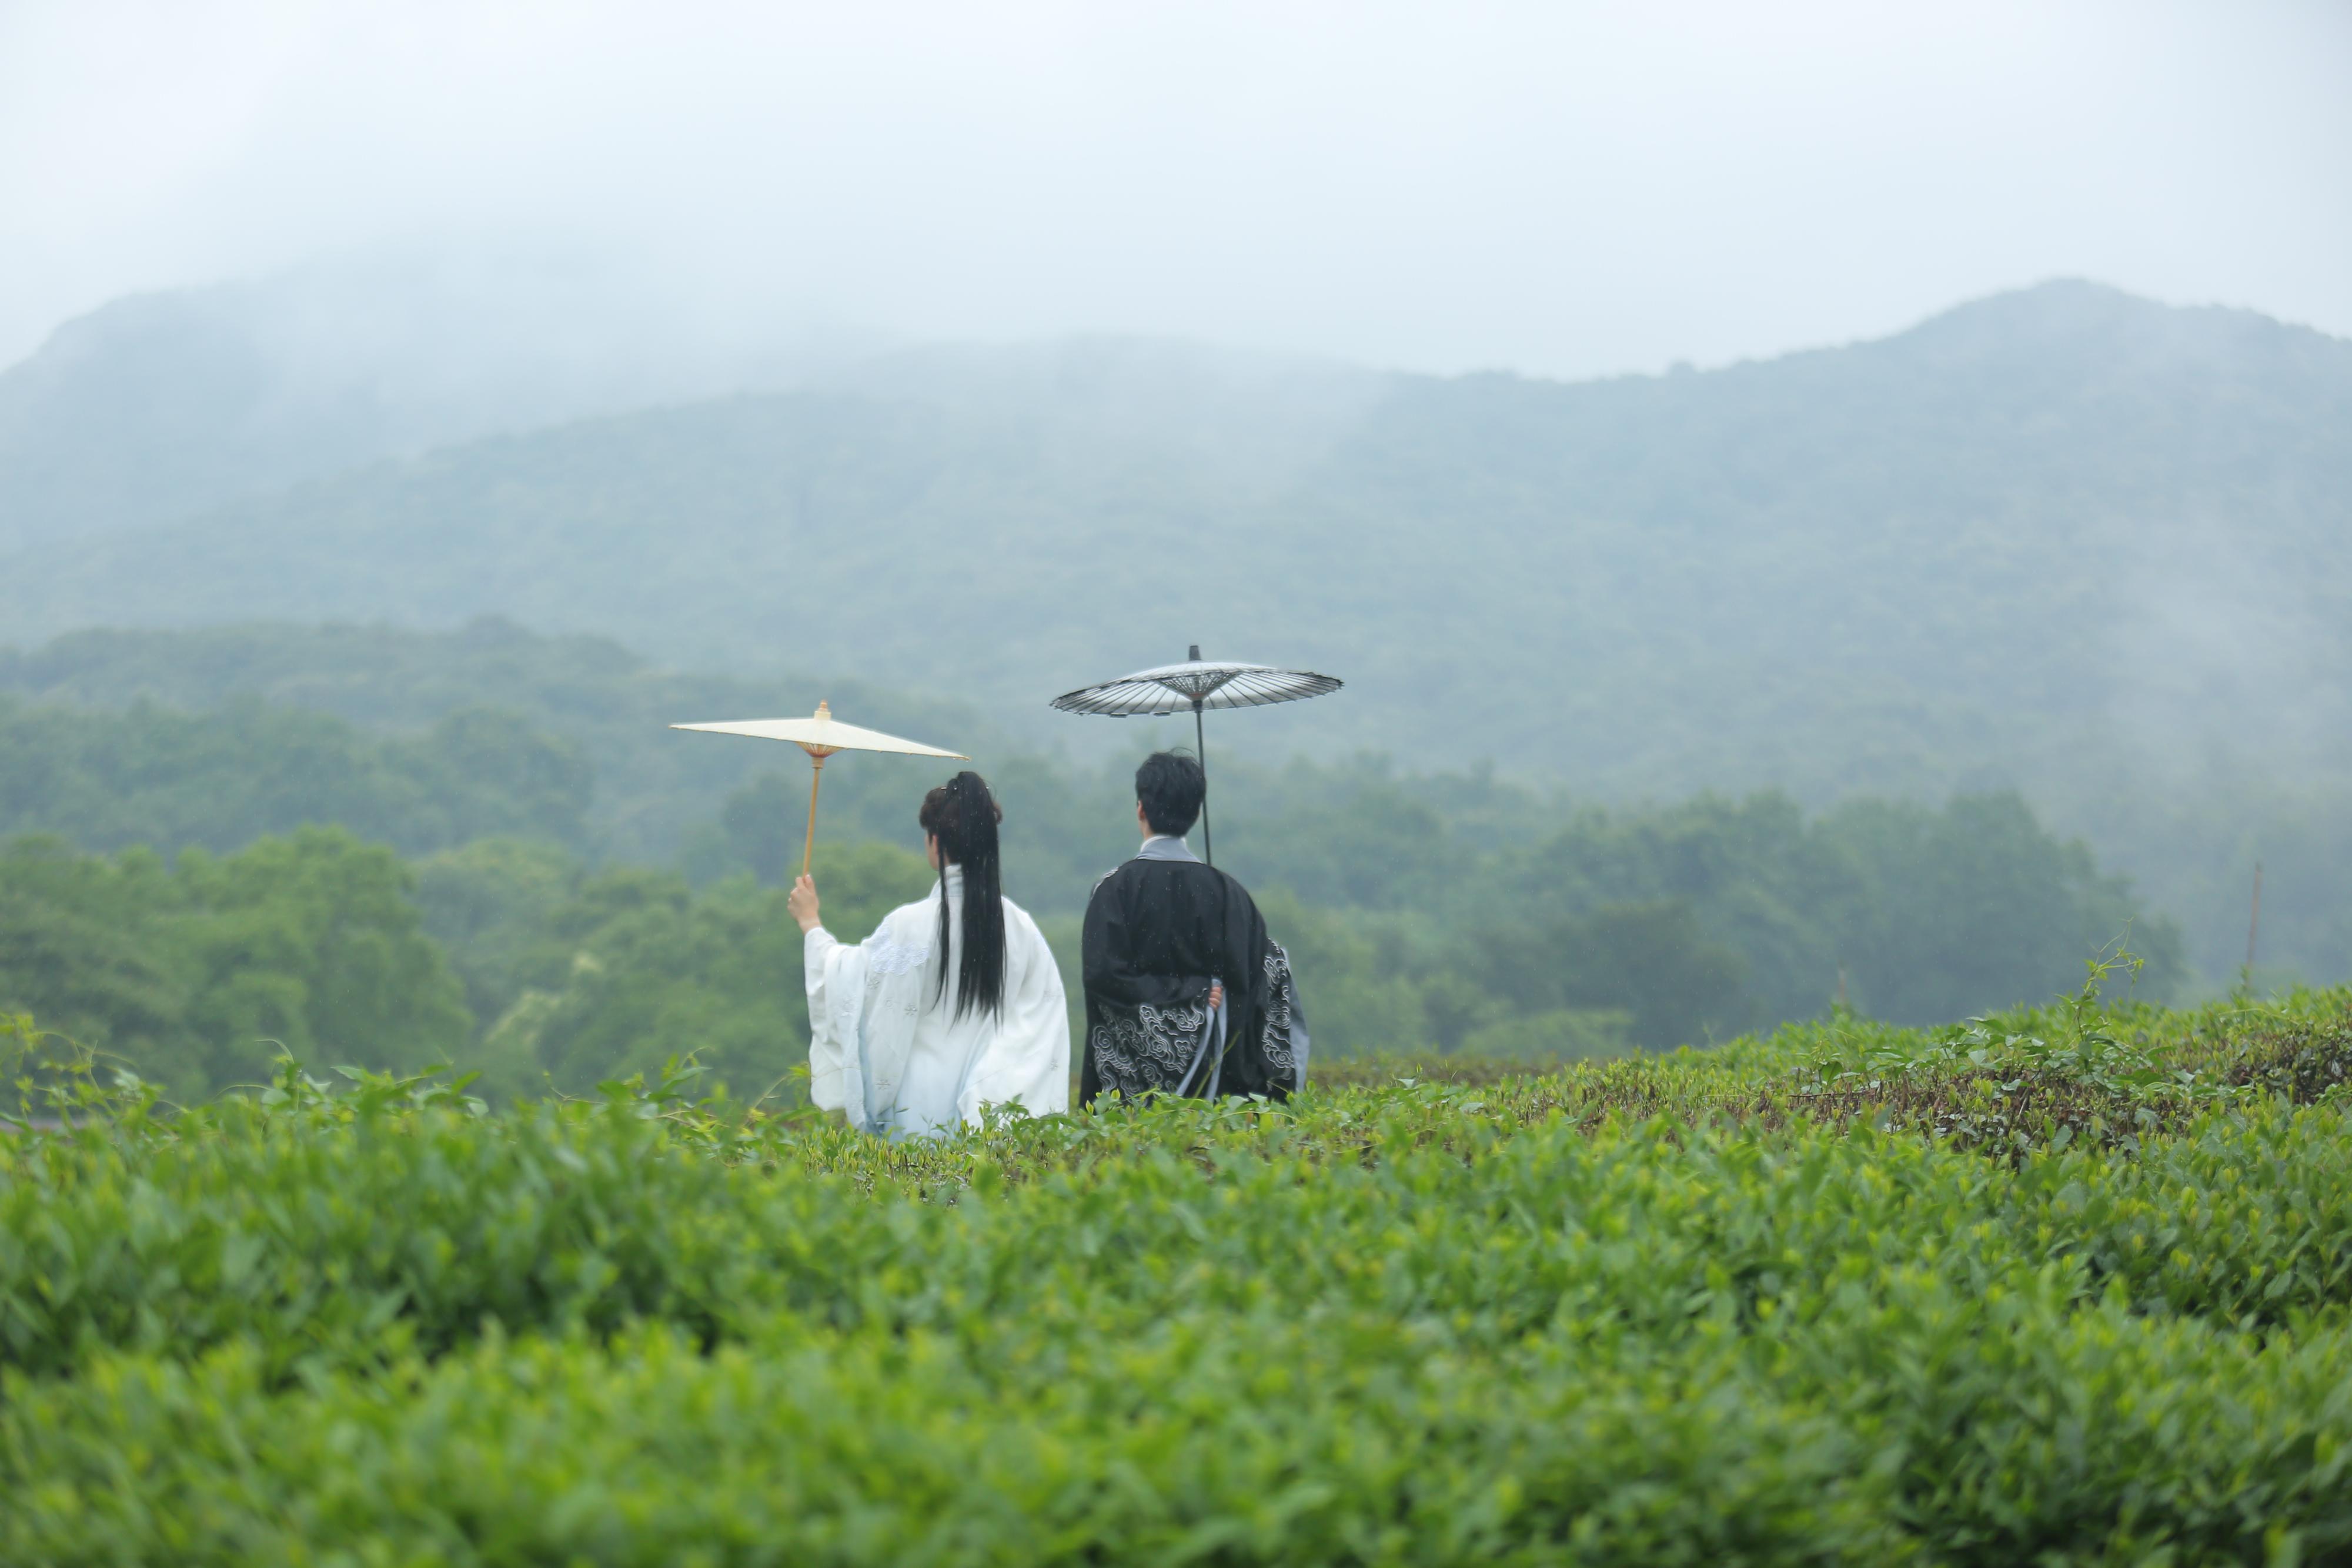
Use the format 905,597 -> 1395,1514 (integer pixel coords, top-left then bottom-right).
1,750 -> 2186,1101
3,984 -> 2349,1562
0,828 -> 469,1101
0,619 -> 992,867
0,629 -> 2195,1098
679,767 -> 2188,1062
441,840 -> 940,1102
0,691 -> 594,855
0,625 -> 2201,1105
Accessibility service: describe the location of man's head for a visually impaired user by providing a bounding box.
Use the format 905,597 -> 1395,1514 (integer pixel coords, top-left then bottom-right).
1134,750 -> 1205,838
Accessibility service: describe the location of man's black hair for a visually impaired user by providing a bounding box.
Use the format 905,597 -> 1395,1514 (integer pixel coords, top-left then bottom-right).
1135,750 -> 1205,838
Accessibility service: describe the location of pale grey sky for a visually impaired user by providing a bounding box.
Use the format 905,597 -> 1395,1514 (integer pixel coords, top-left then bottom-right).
4,0 -> 2347,376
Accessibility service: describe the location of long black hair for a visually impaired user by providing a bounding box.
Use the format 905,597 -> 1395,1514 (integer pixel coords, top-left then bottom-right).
918,771 -> 1006,1019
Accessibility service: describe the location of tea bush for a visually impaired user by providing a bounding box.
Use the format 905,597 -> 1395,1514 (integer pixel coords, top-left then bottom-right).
3,985 -> 2350,1564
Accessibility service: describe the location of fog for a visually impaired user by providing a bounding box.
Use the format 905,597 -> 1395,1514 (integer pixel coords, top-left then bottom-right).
5,0 -> 2348,377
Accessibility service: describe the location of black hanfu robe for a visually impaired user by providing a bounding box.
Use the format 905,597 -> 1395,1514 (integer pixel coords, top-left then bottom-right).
1080,836 -> 1304,1105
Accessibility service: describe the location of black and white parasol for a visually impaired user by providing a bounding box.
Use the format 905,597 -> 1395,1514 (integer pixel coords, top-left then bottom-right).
1050,646 -> 1342,863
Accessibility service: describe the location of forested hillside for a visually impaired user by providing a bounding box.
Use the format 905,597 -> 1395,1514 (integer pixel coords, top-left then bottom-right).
0,621 -> 2185,1101
0,618 -> 997,865
6,283 -> 2344,786
3,284 -> 2344,985
0,695 -> 593,857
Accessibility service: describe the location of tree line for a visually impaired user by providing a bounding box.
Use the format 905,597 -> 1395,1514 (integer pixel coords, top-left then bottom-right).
0,686 -> 2183,1103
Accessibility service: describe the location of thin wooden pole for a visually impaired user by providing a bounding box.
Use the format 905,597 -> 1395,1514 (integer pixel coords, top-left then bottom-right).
801,752 -> 827,879
1193,700 -> 1212,867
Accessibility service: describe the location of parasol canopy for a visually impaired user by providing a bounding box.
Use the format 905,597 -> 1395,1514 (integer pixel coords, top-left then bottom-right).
673,704 -> 968,760
1050,647 -> 1341,863
672,701 -> 967,877
1048,656 -> 1341,718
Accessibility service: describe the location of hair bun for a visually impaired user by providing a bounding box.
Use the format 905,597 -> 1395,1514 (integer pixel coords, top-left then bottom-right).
920,771 -> 1003,860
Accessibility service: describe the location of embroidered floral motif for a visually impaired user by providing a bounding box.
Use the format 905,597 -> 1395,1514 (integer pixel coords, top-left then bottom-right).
863,929 -> 931,978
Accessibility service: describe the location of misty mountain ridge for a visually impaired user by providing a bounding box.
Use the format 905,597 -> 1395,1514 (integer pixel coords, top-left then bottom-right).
0,258 -> 1399,551
0,255 -> 888,544
5,277 -> 2344,781
1,276 -> 2346,985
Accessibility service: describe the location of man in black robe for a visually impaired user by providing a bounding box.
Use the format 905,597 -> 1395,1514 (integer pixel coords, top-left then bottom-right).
1080,751 -> 1304,1104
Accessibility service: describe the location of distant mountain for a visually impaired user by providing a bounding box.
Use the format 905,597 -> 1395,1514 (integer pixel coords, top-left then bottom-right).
5,281 -> 2343,771
2,280 -> 2347,982
0,257 -> 874,544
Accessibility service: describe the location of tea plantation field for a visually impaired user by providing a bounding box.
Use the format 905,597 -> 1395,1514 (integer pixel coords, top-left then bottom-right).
5,975 -> 2351,1564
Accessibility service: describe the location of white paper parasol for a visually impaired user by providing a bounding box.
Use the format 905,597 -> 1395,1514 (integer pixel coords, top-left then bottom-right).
1049,646 -> 1342,863
672,701 -> 967,877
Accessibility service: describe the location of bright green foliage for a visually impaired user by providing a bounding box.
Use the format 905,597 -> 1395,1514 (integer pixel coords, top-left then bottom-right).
0,621 -> 2194,1082
411,837 -> 584,1025
4,757 -> 2183,1092
466,841 -> 936,1102
1471,787 -> 2181,1031
1231,783 -> 2184,1054
0,829 -> 470,1099
2,988 -> 2350,1562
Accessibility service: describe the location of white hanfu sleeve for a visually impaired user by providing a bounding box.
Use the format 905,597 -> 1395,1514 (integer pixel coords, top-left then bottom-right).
956,903 -> 1071,1125
803,925 -> 864,1117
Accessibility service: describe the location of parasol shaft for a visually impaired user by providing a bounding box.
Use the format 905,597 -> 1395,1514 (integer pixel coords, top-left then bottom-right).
1194,702 -> 1213,866
1048,647 -> 1339,867
802,752 -> 827,879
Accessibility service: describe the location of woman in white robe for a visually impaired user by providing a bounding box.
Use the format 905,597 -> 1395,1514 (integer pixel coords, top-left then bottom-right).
789,771 -> 1068,1138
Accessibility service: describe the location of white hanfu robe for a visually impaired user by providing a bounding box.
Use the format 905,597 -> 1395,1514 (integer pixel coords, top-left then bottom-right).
804,866 -> 1070,1138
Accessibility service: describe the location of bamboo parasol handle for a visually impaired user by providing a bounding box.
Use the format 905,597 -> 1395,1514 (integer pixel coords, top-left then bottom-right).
800,745 -> 836,880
